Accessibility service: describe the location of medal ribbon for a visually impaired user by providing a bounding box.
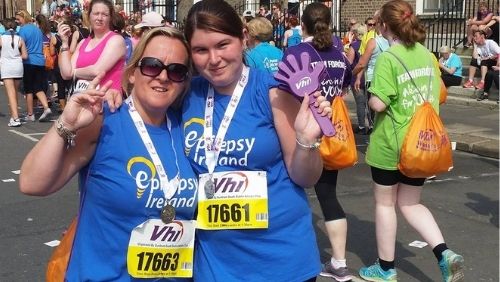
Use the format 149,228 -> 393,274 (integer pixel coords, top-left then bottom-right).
126,96 -> 180,200
203,66 -> 249,175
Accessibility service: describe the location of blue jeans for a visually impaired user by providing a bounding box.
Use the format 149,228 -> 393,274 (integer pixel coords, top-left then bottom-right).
351,87 -> 367,128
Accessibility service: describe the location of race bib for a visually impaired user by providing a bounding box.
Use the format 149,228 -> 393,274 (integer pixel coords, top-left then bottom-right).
73,79 -> 90,94
127,219 -> 195,278
197,170 -> 268,230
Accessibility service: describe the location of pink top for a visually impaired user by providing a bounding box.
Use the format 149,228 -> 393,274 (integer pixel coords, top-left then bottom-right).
76,31 -> 125,91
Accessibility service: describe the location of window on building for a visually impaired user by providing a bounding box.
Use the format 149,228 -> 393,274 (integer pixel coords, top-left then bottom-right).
420,0 -> 463,13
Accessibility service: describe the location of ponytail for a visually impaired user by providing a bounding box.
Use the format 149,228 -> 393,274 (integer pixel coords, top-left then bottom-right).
9,29 -> 15,49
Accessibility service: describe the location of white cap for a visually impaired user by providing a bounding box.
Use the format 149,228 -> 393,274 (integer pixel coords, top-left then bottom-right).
243,10 -> 255,18
135,11 -> 163,29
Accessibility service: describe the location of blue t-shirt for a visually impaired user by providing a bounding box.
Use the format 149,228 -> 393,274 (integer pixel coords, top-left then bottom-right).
366,35 -> 390,82
181,68 -> 321,281
66,104 -> 198,281
18,23 -> 45,66
443,53 -> 463,77
287,28 -> 302,47
124,36 -> 133,64
282,42 -> 352,101
244,42 -> 283,74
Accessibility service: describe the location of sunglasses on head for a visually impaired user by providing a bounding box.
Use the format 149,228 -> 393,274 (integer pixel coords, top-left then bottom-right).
137,57 -> 189,82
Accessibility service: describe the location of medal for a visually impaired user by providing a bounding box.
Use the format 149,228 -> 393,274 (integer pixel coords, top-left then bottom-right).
161,204 -> 176,224
204,179 -> 215,199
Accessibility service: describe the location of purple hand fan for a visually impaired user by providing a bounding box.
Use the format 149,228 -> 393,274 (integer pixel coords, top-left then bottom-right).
275,52 -> 335,137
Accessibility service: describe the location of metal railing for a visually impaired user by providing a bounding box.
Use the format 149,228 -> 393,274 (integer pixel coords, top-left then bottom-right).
423,0 -> 497,54
116,0 -> 497,54
233,0 -> 344,49
119,0 -> 178,23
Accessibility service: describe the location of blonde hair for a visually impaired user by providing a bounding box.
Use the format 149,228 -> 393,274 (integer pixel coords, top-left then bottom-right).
122,27 -> 192,107
16,10 -> 32,23
439,45 -> 455,53
246,17 -> 274,42
352,23 -> 367,37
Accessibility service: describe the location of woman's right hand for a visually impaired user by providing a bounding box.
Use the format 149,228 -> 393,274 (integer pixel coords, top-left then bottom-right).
354,77 -> 361,92
60,73 -> 112,132
57,22 -> 71,42
104,88 -> 124,113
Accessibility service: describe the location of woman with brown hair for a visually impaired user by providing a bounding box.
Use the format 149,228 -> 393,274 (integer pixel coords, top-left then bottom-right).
57,0 -> 125,99
359,1 -> 464,281
182,0 -> 331,280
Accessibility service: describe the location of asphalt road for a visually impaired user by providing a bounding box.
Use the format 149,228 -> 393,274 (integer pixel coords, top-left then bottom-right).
0,98 -> 498,281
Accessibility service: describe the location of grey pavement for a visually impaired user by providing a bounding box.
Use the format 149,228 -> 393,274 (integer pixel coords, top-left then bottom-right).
344,87 -> 499,160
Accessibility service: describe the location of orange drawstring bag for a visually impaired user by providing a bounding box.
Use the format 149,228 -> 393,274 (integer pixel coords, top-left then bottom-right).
387,51 -> 453,178
398,102 -> 453,178
319,96 -> 358,170
439,79 -> 447,105
46,217 -> 77,282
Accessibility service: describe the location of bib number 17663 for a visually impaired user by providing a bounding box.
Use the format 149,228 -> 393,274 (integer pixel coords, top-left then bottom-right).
136,251 -> 179,271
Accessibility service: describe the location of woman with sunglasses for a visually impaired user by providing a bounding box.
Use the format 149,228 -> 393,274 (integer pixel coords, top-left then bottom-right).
181,0 -> 330,281
57,0 -> 125,99
20,27 -> 198,281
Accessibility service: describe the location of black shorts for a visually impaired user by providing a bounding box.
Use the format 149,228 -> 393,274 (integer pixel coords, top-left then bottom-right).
370,166 -> 425,187
23,64 -> 48,94
470,58 -> 497,69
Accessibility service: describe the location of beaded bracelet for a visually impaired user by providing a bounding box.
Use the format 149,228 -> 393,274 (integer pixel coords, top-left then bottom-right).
295,138 -> 321,150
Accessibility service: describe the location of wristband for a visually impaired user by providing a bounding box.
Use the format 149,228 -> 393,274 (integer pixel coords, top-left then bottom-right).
296,138 -> 321,150
60,47 -> 69,53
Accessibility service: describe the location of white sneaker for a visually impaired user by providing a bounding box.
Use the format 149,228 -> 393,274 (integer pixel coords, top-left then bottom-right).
8,118 -> 21,127
38,108 -> 52,122
23,114 -> 35,122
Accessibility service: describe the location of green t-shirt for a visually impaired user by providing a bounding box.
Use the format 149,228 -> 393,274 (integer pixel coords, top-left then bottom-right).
366,43 -> 441,170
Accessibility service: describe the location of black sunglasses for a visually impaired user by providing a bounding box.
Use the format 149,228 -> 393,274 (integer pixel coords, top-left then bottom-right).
137,57 -> 189,82
367,23 -> 376,26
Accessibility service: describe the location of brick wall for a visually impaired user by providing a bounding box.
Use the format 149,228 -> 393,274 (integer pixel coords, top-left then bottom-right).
340,0 -> 416,30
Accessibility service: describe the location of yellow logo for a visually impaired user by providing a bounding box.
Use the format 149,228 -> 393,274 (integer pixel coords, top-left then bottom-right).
127,157 -> 156,199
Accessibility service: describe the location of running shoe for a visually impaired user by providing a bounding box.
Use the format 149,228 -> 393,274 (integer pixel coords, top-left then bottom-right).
8,118 -> 21,127
38,108 -> 52,122
359,261 -> 397,282
23,114 -> 35,122
320,261 -> 353,281
462,80 -> 474,88
438,249 -> 464,282
475,81 -> 485,90
476,93 -> 488,101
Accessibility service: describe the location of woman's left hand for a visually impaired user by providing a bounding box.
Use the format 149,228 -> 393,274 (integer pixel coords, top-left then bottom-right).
294,91 -> 331,143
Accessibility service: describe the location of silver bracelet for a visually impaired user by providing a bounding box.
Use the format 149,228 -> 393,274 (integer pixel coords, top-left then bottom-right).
54,117 -> 76,149
295,138 -> 321,150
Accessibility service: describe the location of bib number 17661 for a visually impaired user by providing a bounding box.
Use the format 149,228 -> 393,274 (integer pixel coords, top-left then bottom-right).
206,203 -> 249,223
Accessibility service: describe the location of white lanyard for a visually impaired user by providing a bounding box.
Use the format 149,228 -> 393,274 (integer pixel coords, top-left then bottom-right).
126,96 -> 180,200
203,66 -> 249,175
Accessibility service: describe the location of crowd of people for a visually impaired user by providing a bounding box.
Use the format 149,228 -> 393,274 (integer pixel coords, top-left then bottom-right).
461,1 -> 499,103
0,0 -> 172,127
11,0 -> 482,281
